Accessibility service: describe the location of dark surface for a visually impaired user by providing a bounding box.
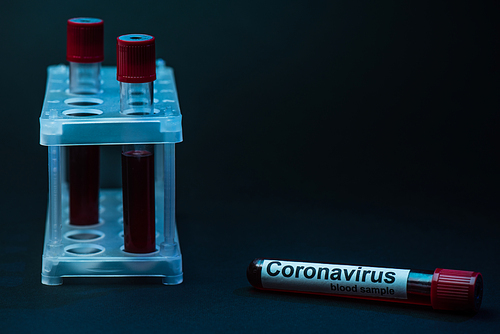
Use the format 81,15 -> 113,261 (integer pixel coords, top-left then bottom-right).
0,1 -> 498,333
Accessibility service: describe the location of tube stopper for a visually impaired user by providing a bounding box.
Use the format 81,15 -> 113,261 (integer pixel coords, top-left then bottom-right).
67,18 -> 104,63
431,268 -> 483,312
117,34 -> 156,83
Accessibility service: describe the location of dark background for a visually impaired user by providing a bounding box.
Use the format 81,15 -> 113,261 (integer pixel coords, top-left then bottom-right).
0,1 -> 498,332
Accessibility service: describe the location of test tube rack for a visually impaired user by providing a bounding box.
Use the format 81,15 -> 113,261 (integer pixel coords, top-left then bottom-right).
39,61 -> 183,285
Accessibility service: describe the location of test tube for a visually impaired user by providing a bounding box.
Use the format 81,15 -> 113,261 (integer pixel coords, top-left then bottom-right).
247,258 -> 483,312
117,34 -> 157,253
67,18 -> 103,226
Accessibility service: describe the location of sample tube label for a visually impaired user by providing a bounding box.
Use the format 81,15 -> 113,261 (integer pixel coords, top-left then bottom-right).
261,260 -> 410,299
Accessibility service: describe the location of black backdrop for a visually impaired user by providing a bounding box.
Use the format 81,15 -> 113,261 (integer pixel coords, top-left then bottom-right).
0,1 -> 498,333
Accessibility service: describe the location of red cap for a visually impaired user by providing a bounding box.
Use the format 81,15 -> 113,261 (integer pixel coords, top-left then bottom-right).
67,18 -> 104,63
431,268 -> 483,312
116,34 -> 156,83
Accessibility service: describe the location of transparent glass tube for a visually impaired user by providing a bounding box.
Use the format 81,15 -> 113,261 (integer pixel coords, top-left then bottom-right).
69,62 -> 101,95
120,82 -> 154,115
247,259 -> 483,312
121,144 -> 156,253
120,81 -> 156,253
68,62 -> 101,226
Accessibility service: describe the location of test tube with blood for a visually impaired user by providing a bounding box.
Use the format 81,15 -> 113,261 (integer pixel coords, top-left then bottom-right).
117,34 -> 157,253
247,258 -> 483,312
67,18 -> 103,226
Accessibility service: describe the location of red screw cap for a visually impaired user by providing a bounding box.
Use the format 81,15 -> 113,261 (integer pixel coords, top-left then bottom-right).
431,268 -> 483,312
67,18 -> 104,63
117,34 -> 156,83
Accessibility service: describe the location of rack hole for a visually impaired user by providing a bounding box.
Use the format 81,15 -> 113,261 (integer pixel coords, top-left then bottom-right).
71,233 -> 99,240
65,244 -> 104,256
65,230 -> 104,242
125,111 -> 149,116
120,245 -> 159,255
64,97 -> 103,106
63,109 -> 103,116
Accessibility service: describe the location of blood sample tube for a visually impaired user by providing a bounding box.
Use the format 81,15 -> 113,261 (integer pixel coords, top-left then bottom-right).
67,18 -> 103,226
247,258 -> 483,312
117,34 -> 157,253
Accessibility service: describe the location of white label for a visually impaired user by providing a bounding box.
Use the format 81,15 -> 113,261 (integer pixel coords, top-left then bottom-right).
261,260 -> 410,299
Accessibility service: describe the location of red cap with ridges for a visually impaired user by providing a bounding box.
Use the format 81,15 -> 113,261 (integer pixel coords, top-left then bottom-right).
431,268 -> 483,312
67,18 -> 104,63
117,34 -> 156,83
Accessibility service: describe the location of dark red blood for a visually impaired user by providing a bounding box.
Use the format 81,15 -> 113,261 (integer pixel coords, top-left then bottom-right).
69,146 -> 100,226
121,150 -> 156,253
